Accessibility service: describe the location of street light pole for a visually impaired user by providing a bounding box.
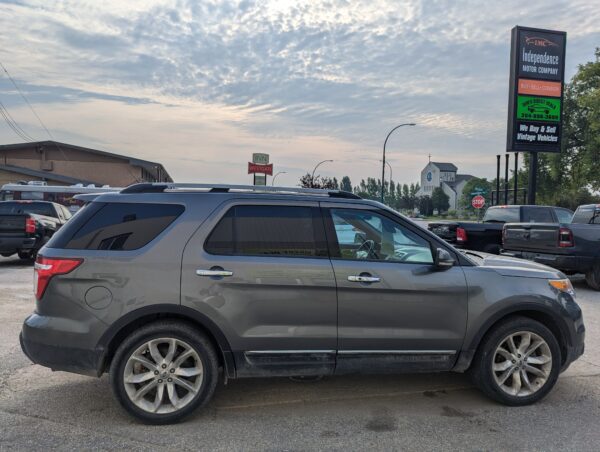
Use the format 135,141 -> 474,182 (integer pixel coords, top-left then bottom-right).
311,159 -> 333,188
272,171 -> 287,186
380,159 -> 393,189
381,123 -> 416,202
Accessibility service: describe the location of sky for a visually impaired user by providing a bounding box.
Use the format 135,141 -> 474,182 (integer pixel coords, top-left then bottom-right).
0,0 -> 598,188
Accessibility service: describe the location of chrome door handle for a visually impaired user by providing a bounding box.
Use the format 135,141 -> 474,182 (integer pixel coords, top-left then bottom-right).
196,269 -> 233,277
348,275 -> 380,283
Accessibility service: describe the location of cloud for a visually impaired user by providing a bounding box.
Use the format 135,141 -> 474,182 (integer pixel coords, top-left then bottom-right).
0,0 -> 598,186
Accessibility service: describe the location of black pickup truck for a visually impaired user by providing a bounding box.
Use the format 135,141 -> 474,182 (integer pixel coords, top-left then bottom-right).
502,204 -> 600,290
0,201 -> 71,260
428,205 -> 573,254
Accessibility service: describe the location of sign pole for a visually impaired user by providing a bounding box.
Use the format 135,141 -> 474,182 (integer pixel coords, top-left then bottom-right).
496,155 -> 501,206
504,153 -> 509,204
528,152 -> 538,204
513,152 -> 519,204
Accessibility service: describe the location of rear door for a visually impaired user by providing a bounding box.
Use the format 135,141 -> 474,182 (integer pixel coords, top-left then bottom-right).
321,203 -> 468,373
180,200 -> 338,377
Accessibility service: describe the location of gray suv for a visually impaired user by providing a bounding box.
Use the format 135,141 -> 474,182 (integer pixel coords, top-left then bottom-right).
20,183 -> 585,424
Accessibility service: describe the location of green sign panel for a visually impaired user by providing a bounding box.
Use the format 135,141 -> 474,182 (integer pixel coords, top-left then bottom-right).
516,95 -> 560,122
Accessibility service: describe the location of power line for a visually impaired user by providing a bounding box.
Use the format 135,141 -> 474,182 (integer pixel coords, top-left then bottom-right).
0,60 -> 71,162
0,61 -> 54,140
0,100 -> 35,141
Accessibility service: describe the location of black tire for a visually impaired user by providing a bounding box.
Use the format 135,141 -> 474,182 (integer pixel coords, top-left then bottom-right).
17,251 -> 33,260
585,264 -> 600,291
110,321 -> 219,424
470,316 -> 561,406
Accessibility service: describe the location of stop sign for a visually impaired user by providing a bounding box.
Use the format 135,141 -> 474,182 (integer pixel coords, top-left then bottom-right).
471,195 -> 486,209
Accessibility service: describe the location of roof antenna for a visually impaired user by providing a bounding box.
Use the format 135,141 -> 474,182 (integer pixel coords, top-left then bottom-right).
428,153 -> 431,163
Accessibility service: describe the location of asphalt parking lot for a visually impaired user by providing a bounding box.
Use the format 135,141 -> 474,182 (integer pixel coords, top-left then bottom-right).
1,255 -> 600,451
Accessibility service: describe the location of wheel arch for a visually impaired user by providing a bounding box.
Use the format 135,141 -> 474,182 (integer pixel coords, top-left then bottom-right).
454,303 -> 571,372
96,304 -> 236,378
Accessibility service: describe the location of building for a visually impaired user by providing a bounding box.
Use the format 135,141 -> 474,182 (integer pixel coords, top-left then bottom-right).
415,161 -> 473,210
0,141 -> 172,187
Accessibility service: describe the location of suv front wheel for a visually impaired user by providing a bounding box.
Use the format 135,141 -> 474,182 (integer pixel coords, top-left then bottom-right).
470,316 -> 561,406
110,321 -> 219,424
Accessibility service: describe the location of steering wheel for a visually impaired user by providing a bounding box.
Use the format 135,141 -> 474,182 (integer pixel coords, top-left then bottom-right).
387,248 -> 421,262
357,239 -> 377,259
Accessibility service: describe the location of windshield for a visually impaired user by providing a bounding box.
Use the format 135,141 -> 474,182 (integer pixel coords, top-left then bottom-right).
483,207 -> 520,223
0,202 -> 56,217
572,206 -> 600,224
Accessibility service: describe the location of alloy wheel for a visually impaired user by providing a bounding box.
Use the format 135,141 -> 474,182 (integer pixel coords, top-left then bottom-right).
492,331 -> 552,397
123,338 -> 204,414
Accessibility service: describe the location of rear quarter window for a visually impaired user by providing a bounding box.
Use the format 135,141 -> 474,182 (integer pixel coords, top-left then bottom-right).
47,202 -> 184,251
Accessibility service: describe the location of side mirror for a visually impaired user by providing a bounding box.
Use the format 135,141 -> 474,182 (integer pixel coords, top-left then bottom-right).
434,248 -> 454,270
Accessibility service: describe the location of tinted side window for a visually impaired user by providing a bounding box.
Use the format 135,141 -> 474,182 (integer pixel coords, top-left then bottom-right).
64,203 -> 184,250
205,205 -> 327,257
522,207 -> 554,223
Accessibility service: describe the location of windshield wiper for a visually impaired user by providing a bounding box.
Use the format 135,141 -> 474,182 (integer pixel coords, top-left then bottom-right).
461,250 -> 485,259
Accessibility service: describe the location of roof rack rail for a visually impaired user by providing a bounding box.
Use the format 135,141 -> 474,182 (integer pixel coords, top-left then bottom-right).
120,183 -> 361,199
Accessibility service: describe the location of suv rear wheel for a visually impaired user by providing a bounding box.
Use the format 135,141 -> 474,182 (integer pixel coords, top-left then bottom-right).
470,316 -> 560,406
110,321 -> 219,424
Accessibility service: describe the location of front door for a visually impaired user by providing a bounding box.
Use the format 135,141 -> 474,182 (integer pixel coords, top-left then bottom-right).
321,203 -> 468,373
181,201 -> 337,377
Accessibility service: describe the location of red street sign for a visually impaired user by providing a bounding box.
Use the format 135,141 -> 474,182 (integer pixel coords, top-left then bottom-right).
248,162 -> 273,175
471,195 -> 486,209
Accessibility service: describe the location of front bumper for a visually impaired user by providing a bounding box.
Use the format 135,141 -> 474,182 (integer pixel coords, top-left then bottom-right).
0,236 -> 36,253
20,313 -> 104,377
502,250 -> 594,274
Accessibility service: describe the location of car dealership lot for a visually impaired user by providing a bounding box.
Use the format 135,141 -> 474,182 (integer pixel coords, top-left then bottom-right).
1,256 -> 600,451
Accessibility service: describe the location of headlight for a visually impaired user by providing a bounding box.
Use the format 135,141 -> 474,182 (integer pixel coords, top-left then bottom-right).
549,279 -> 576,297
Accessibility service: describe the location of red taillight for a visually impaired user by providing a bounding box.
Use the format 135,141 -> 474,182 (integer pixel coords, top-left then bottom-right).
456,227 -> 468,243
25,217 -> 37,234
558,227 -> 574,248
34,256 -> 83,300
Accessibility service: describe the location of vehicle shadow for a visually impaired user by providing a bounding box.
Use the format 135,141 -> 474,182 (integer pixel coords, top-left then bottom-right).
0,256 -> 32,267
1,369 -> 477,427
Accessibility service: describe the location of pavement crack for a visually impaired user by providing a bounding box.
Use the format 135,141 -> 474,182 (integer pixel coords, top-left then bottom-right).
0,408 -> 193,451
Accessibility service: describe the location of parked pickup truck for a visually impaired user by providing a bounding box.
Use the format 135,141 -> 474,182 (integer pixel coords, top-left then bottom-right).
0,200 -> 71,260
502,204 -> 600,290
428,205 -> 573,254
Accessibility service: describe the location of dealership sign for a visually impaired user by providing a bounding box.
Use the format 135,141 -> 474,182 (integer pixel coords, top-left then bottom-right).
507,26 -> 566,153
248,162 -> 273,175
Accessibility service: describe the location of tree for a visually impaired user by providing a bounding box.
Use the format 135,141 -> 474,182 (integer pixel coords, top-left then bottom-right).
340,176 -> 352,192
431,187 -> 450,213
460,177 -> 493,210
418,195 -> 433,216
299,173 -> 338,189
